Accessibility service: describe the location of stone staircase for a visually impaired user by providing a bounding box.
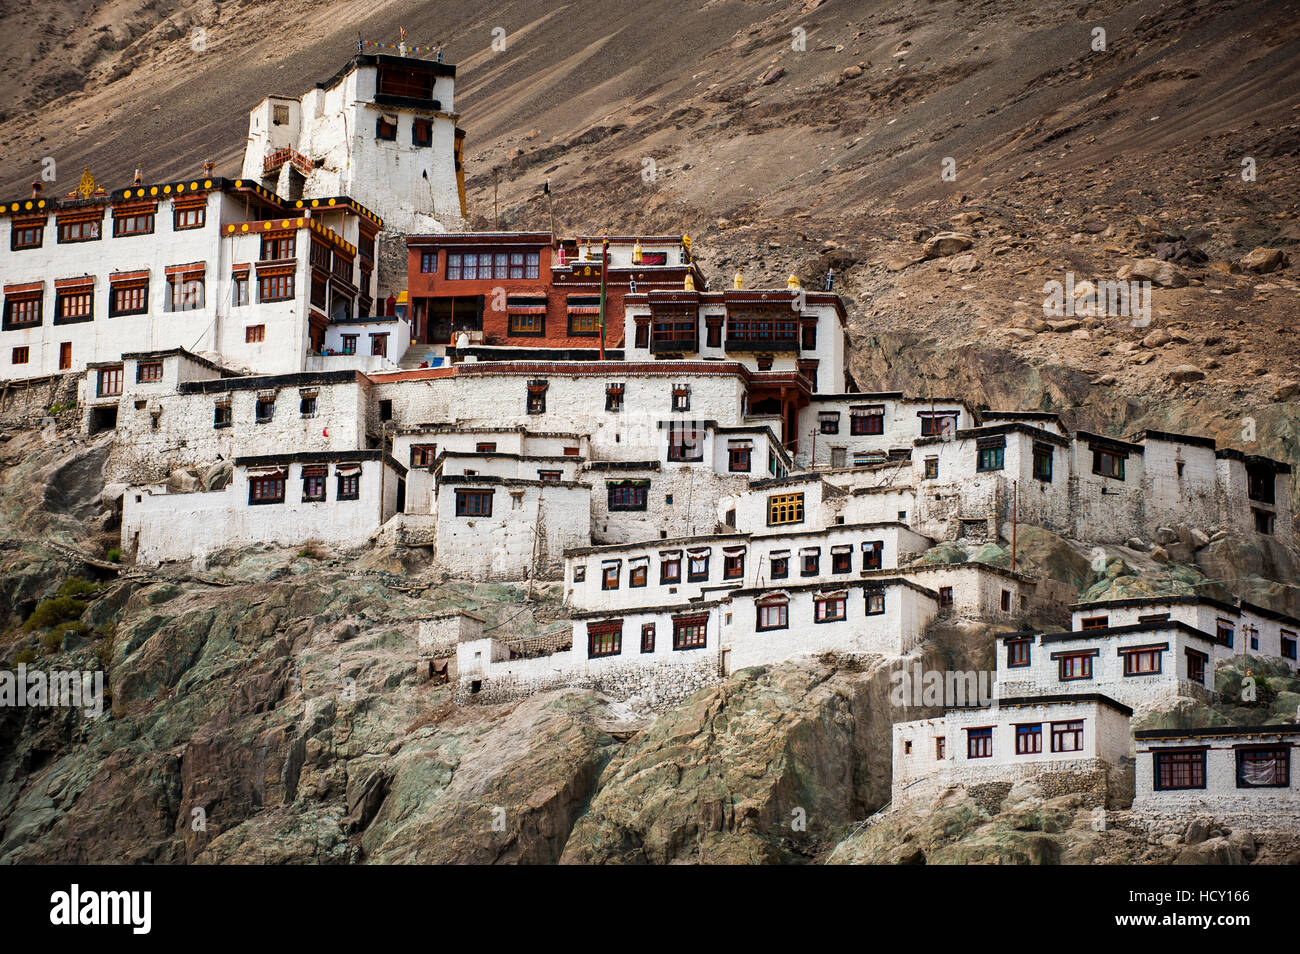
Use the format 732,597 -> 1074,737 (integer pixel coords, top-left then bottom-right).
398,344 -> 446,371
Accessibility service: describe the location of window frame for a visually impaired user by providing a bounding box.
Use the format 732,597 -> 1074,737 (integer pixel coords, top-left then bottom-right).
1154,748 -> 1207,791
454,489 -> 493,517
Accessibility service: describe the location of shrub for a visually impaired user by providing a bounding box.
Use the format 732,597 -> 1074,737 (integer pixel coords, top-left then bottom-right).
22,596 -> 87,632
41,630 -> 64,652
57,577 -> 100,599
106,549 -> 122,563
13,649 -> 37,665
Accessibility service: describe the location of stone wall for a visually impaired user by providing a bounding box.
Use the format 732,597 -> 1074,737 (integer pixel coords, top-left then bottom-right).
454,655 -> 720,711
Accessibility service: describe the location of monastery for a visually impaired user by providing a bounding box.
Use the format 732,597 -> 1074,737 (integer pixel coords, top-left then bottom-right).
2,50 -> 1297,835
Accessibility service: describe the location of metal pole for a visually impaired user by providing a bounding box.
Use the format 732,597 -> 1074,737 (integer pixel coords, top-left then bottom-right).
1011,479 -> 1018,572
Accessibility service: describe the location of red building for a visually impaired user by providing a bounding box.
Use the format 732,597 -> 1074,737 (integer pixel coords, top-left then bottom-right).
405,232 -> 704,358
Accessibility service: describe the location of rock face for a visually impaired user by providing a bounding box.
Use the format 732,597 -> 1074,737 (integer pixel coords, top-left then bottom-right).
560,657 -> 899,864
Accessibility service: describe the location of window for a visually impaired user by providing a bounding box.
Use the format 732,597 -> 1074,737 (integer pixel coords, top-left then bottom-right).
588,620 -> 623,659
919,412 -> 957,437
572,565 -> 586,583
831,548 -> 852,574
1050,720 -> 1084,753
672,615 -> 708,650
248,473 -> 285,504
660,552 -> 682,584
865,590 -> 885,615
56,289 -> 93,323
723,551 -> 745,580
605,384 -> 624,412
114,212 -> 154,237
11,223 -> 42,249
376,115 -> 398,140
924,457 -> 939,480
339,334 -> 358,355
3,294 -> 41,328
1282,632 -> 1297,661
1033,443 -> 1053,481
767,493 -> 805,526
1216,620 -> 1235,648
174,205 -> 205,230
938,586 -> 954,608
446,250 -> 539,280
977,442 -> 1005,472
260,234 -> 295,260
1015,724 -> 1042,755
526,381 -> 547,414
1185,649 -> 1208,685
563,446 -> 580,457
538,470 -> 561,483
258,273 -> 294,302
471,442 -> 496,454
246,325 -> 266,344
756,599 -> 788,632
667,426 -> 704,462
509,310 -> 545,336
455,490 -> 492,517
687,550 -> 710,582
1236,747 -> 1289,788
936,737 -> 946,760
364,333 -> 387,357
419,250 -> 438,274
607,481 -> 648,511
861,540 -> 883,571
851,407 -> 884,435
629,563 -> 648,588
302,468 -> 327,502
1080,615 -> 1108,630
97,366 -> 123,397
1092,448 -> 1125,480
568,297 -> 602,336
815,594 -> 846,623
801,550 -> 820,577
11,346 -> 29,364
136,361 -> 163,383
272,104 -> 289,124
819,412 -> 840,435
167,274 -> 204,311
728,443 -> 752,473
510,252 -> 540,279
1006,639 -> 1031,667
213,404 -> 231,428
300,395 -> 317,417
1123,646 -> 1163,676
1000,590 -> 1011,613
255,398 -> 274,422
640,624 -> 656,654
232,274 -> 249,307
1058,652 -> 1094,680
801,321 -> 817,350
410,445 -> 437,468
58,218 -> 101,243
1154,749 -> 1206,790
1254,509 -> 1275,535
601,562 -> 620,590
770,555 -> 789,579
967,727 -> 992,759
671,386 -> 691,412
109,282 -> 148,317
412,118 -> 433,146
58,343 -> 72,370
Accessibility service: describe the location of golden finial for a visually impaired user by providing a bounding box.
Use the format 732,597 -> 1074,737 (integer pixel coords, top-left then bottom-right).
684,272 -> 696,291
76,167 -> 98,199
734,270 -> 744,290
632,239 -> 643,264
786,274 -> 801,289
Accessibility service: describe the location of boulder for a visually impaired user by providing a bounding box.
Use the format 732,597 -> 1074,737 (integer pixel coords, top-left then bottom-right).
1120,258 -> 1188,288
201,459 -> 233,492
922,232 -> 974,259
1184,818 -> 1211,845
945,252 -> 980,273
1142,329 -> 1171,348
1047,319 -> 1081,333
1169,365 -> 1206,384
1125,537 -> 1147,552
1189,528 -> 1210,549
1150,545 -> 1170,563
1153,239 -> 1207,266
1174,836 -> 1246,865
758,65 -> 785,85
1274,381 -> 1300,402
167,468 -> 200,494
1241,246 -> 1288,274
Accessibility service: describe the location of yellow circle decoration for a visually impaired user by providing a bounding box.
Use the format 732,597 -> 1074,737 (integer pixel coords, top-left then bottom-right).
150,187 -> 159,195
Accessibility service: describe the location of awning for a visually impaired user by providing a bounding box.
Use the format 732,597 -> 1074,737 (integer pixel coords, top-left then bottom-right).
831,544 -> 853,554
800,546 -> 820,557
335,464 -> 362,476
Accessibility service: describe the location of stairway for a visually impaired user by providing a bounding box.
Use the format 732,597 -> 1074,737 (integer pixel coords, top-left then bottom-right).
398,344 -> 447,371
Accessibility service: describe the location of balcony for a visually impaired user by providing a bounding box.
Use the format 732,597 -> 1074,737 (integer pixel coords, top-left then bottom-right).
723,336 -> 799,352
263,148 -> 313,178
650,335 -> 697,354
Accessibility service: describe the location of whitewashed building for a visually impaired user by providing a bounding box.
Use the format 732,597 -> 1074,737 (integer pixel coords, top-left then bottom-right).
891,694 -> 1134,806
1132,724 -> 1300,832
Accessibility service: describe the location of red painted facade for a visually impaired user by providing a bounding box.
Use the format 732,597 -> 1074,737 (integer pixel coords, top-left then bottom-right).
405,232 -> 700,350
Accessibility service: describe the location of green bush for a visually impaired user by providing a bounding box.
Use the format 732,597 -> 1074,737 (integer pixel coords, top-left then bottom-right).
22,596 -> 87,632
57,577 -> 101,598
41,630 -> 64,652
13,649 -> 36,665
106,549 -> 121,563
